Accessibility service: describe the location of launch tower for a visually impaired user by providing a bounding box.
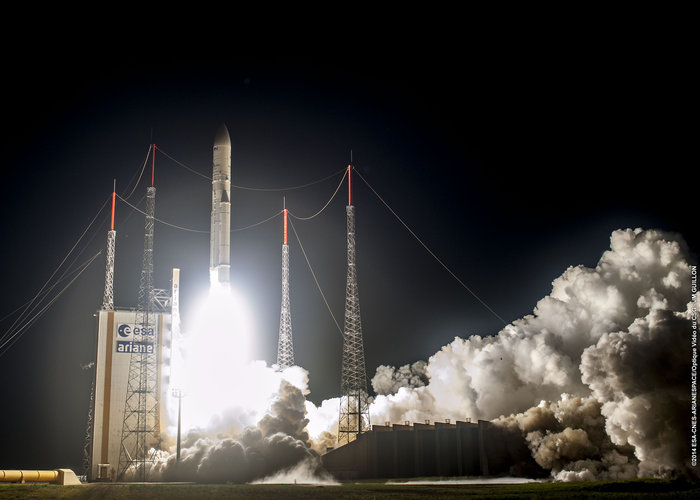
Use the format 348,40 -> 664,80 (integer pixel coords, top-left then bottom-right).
277,203 -> 294,369
118,145 -> 161,480
338,164 -> 370,445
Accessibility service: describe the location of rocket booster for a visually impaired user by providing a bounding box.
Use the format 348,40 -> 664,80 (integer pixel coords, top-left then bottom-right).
210,123 -> 231,287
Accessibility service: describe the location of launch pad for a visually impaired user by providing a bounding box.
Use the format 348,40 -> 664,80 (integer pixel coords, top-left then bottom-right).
85,123 -> 373,482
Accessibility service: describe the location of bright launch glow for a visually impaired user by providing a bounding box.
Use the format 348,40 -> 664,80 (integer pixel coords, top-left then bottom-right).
172,285 -> 261,433
167,284 -> 316,439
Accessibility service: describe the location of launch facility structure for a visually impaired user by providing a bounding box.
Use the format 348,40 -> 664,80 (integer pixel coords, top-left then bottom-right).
88,142 -> 178,482
87,124 -> 372,481
89,305 -> 173,481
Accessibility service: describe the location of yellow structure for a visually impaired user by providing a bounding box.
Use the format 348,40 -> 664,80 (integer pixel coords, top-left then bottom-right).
0,469 -> 81,485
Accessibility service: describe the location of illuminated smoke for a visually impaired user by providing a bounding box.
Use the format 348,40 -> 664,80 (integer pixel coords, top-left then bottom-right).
368,228 -> 695,480
494,394 -> 639,481
151,378 -> 327,483
151,284 -> 332,484
148,228 -> 694,482
372,361 -> 429,396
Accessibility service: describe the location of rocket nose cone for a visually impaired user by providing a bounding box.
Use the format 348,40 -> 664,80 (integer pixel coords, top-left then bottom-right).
214,123 -> 231,147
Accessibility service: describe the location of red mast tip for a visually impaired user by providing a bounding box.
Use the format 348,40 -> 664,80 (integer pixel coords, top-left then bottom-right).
110,181 -> 116,231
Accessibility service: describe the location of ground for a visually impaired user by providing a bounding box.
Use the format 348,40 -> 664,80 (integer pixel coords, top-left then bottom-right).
1,478 -> 699,499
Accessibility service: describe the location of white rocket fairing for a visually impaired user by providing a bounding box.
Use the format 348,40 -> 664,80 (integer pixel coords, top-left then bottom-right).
210,124 -> 231,287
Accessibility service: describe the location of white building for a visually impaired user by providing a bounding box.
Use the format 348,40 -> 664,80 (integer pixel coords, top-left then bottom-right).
88,299 -> 174,481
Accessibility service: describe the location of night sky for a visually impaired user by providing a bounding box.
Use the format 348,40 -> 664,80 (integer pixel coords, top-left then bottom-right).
0,21 -> 694,471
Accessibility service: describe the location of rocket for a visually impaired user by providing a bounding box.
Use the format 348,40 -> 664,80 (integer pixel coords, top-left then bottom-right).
210,123 -> 231,288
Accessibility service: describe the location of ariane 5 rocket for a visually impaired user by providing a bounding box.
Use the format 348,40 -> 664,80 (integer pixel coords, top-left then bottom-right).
210,123 -> 231,288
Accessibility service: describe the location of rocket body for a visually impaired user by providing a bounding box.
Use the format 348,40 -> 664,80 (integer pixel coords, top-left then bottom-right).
210,124 -> 231,287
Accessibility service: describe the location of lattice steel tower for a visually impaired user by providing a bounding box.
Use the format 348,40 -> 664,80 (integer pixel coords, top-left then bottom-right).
102,185 -> 117,311
338,164 -> 370,445
83,184 -> 117,475
277,203 -> 294,369
119,146 -> 160,480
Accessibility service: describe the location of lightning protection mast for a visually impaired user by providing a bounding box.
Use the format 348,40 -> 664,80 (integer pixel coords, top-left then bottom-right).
102,182 -> 117,311
338,163 -> 370,445
277,199 -> 294,369
119,144 -> 160,481
83,182 -> 117,475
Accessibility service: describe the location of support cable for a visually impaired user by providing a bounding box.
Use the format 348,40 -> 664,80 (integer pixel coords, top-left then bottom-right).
116,194 -> 209,233
0,251 -> 103,358
156,145 -> 346,191
232,168 -> 346,192
155,147 -> 211,181
353,168 -> 508,325
288,218 -> 344,338
121,146 -> 153,201
0,255 -> 102,324
231,210 -> 283,232
117,195 -> 283,234
0,197 -> 110,347
289,168 -> 348,221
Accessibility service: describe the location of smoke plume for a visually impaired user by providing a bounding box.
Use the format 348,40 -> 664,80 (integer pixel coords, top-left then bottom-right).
367,228 -> 696,480
372,361 -> 429,396
136,228 -> 693,483
149,377 -> 327,483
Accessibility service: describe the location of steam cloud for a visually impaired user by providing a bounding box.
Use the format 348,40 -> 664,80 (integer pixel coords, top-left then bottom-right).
368,228 -> 696,480
372,361 -> 429,396
143,228 -> 694,483
149,377 -> 329,483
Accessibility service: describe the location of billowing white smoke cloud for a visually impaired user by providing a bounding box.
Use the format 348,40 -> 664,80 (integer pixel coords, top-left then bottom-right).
494,394 -> 639,481
367,228 -> 696,480
148,374 -> 330,483
372,361 -> 429,396
580,306 -> 691,478
143,228 -> 693,483
141,282 -> 339,484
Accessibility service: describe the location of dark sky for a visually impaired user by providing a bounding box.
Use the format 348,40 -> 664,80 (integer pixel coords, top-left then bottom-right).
0,20 -> 694,471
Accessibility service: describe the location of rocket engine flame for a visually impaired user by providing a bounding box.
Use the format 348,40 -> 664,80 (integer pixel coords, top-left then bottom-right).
170,286 -> 258,434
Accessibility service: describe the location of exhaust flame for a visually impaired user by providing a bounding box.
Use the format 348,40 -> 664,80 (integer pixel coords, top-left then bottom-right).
171,286 -> 258,433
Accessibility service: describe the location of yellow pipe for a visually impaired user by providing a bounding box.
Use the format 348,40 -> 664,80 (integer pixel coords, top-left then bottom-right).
0,471 -> 21,482
0,470 -> 59,483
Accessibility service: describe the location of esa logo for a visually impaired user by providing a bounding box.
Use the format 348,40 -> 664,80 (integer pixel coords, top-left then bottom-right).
117,324 -> 154,338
